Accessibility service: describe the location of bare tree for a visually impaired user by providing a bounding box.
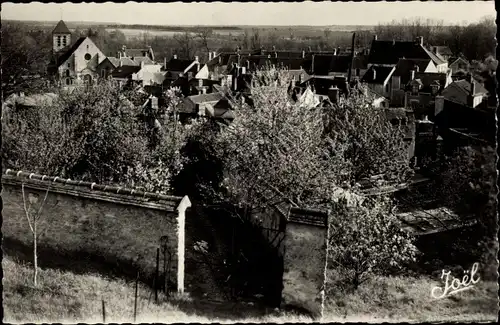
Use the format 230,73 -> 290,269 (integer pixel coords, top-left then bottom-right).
21,182 -> 52,286
195,27 -> 213,60
173,32 -> 196,59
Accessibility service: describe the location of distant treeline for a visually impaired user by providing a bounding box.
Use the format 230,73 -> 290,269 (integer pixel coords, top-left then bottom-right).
102,24 -> 243,31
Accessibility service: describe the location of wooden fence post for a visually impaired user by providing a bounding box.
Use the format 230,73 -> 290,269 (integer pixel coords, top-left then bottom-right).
155,247 -> 160,304
134,271 -> 139,322
102,299 -> 106,323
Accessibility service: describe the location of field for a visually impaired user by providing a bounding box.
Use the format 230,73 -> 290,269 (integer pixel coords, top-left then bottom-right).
4,255 -> 497,323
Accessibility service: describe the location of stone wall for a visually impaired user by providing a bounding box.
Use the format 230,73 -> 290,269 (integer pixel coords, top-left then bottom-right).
281,207 -> 329,319
1,170 -> 190,292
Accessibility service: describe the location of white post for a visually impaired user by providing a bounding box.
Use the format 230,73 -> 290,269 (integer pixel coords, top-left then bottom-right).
176,195 -> 191,294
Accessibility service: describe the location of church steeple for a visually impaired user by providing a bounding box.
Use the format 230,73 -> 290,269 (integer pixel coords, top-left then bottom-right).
52,20 -> 72,53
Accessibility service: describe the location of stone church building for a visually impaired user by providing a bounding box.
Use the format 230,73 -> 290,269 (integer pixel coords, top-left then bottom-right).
47,20 -> 106,87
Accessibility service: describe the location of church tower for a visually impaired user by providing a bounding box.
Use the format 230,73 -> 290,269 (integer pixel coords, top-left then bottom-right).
52,20 -> 72,53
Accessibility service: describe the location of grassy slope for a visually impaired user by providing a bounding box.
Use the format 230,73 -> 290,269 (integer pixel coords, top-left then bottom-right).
4,256 -> 498,323
2,256 -> 314,324
325,274 -> 499,323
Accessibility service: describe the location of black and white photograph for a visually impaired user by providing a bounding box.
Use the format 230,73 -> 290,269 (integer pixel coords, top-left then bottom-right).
1,1 -> 498,323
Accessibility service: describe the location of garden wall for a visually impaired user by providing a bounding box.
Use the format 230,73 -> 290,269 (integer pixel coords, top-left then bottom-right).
281,207 -> 330,319
1,170 -> 191,293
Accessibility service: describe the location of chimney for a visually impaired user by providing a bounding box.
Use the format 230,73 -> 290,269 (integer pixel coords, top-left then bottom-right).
119,59 -> 123,67
173,54 -> 178,60
392,39 -> 396,46
209,52 -> 213,61
272,45 -> 276,51
311,54 -> 315,74
198,78 -> 203,87
275,52 -> 278,58
328,86 -> 339,104
302,50 -> 305,58
410,69 -> 415,81
219,55 -> 222,64
308,46 -> 312,53
241,66 -> 246,75
246,60 -> 250,70
333,48 -> 337,56
195,56 -> 199,63
213,51 -> 217,59
140,60 -> 144,68
164,57 -> 167,69
372,67 -> 376,81
373,35 -> 378,41
201,87 -> 207,94
435,95 -> 444,116
416,36 -> 423,46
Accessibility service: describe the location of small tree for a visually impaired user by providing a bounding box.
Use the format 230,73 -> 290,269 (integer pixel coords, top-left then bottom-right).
323,90 -> 414,187
328,196 -> 418,290
21,183 -> 53,286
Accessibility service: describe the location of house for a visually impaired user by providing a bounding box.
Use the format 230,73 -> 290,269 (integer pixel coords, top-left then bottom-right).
428,46 -> 454,62
441,76 -> 489,109
389,58 -> 439,107
96,57 -> 138,79
449,57 -> 470,79
361,65 -> 396,98
47,20 -> 106,87
404,71 -> 453,119
163,55 -> 201,85
111,65 -> 142,87
117,45 -> 155,62
178,92 -> 235,122
433,76 -> 494,146
367,36 -> 448,73
131,64 -> 164,86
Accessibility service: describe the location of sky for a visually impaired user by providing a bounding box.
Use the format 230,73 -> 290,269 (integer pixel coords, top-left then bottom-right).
2,1 -> 496,26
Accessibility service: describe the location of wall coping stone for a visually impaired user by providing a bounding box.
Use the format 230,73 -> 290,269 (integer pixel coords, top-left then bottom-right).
2,169 -> 184,212
288,207 -> 329,228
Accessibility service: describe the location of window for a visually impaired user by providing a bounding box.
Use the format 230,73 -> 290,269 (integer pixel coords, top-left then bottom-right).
62,36 -> 67,47
65,78 -> 70,85
57,36 -> 61,47
65,70 -> 70,77
356,68 -> 360,76
412,85 -> 419,94
84,53 -> 92,61
101,69 -> 105,78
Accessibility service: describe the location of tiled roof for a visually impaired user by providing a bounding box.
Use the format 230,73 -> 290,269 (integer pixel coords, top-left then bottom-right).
166,58 -> 194,72
112,65 -> 141,78
120,57 -> 139,66
352,55 -> 369,70
52,20 -> 71,34
126,48 -> 152,59
393,59 -> 434,85
429,46 -> 453,57
107,57 -> 120,67
133,56 -> 154,65
361,66 -> 395,84
328,55 -> 353,74
409,72 -> 448,92
442,79 -> 489,107
187,92 -> 224,105
368,40 -> 433,65
311,54 -> 336,75
422,47 -> 447,65
55,37 -> 86,68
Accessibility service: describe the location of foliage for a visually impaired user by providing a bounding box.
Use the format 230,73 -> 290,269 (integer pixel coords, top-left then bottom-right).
374,16 -> 496,61
2,80 -> 149,184
328,196 -> 419,290
323,89 -> 414,187
423,145 -> 498,267
1,22 -> 53,97
203,68 -> 340,210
